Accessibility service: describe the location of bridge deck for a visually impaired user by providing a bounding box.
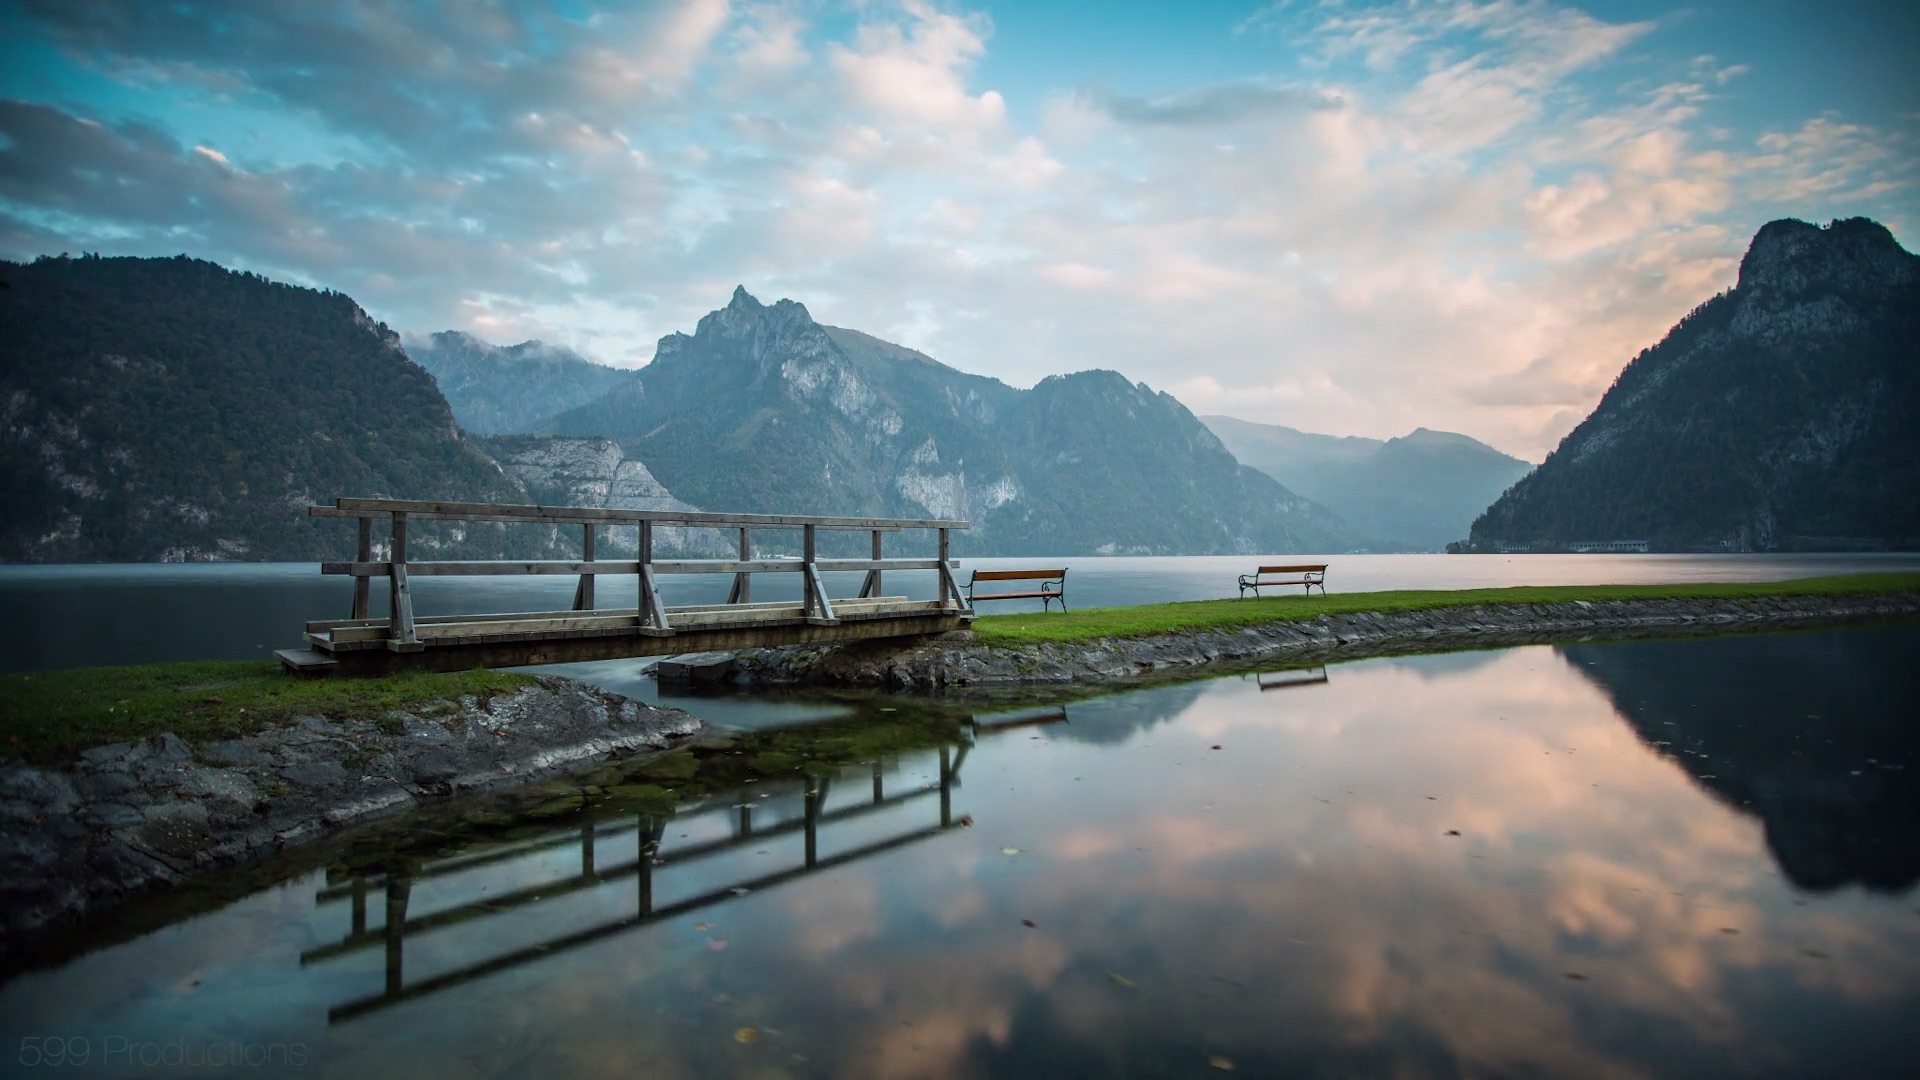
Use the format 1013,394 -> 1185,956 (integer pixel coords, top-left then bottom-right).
281,497 -> 973,676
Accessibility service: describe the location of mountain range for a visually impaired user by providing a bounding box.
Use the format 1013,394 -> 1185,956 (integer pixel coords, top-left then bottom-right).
0,255 -> 530,562
539,287 -> 1358,556
1469,218 -> 1920,552
1202,417 -> 1532,551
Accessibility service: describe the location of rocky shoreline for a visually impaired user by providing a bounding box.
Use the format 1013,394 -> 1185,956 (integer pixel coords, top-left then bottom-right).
728,591 -> 1920,691
0,676 -> 702,950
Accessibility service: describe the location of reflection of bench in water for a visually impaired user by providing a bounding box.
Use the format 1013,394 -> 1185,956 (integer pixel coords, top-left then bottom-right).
1251,667 -> 1329,691
302,743 -> 971,1023
966,707 -> 1069,734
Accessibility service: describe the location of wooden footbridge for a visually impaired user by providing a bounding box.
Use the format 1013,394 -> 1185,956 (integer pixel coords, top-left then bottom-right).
278,497 -> 973,676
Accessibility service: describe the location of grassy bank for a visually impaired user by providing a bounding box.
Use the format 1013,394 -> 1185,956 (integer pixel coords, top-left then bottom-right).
970,572 -> 1920,647
0,661 -> 536,764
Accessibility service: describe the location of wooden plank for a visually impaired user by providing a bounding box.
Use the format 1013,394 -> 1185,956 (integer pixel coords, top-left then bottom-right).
390,564 -> 418,645
639,566 -> 671,632
814,558 -> 943,572
323,560 -> 646,577
324,496 -> 968,531
319,558 -> 943,577
312,611 -> 974,675
969,568 -> 1067,581
804,562 -> 837,625
311,505 -> 913,531
940,561 -> 970,613
275,648 -> 339,674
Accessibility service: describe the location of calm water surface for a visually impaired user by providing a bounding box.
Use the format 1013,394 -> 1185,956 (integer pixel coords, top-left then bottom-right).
4,625 -> 1916,1078
2,552 -> 1916,675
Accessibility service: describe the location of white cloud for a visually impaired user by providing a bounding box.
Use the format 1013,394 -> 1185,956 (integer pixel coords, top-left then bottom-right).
2,0 -> 1915,461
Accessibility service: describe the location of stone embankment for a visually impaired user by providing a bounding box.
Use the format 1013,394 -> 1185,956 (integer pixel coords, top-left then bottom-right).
729,592 -> 1920,691
0,676 -> 701,948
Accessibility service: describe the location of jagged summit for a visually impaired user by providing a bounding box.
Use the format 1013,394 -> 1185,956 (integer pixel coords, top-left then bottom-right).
1737,217 -> 1917,295
1469,215 -> 1919,552
544,288 -> 1362,555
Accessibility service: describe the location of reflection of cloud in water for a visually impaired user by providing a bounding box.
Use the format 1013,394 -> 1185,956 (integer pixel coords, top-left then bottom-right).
1034,681 -> 1212,745
1559,625 -> 1920,892
7,632 -> 1918,1077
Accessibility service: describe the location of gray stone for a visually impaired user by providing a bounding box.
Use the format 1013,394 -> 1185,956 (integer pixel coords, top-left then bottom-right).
75,771 -> 141,801
199,739 -> 271,767
278,761 -> 348,790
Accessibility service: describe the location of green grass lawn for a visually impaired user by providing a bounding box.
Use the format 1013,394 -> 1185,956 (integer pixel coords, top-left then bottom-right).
0,661 -> 536,764
969,572 -> 1920,647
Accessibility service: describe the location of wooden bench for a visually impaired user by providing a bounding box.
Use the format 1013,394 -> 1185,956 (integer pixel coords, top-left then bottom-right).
1238,563 -> 1327,597
965,568 -> 1067,611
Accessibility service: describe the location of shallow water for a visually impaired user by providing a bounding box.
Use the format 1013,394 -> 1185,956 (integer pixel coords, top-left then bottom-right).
3,552 -> 1917,674
5,624 -> 1916,1078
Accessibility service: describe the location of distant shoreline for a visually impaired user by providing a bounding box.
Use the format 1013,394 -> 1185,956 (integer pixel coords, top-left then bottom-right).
728,576 -> 1920,691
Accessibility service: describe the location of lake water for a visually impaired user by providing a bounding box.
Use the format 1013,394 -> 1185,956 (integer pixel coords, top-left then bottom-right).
4,625 -> 1916,1077
3,552 -> 1916,676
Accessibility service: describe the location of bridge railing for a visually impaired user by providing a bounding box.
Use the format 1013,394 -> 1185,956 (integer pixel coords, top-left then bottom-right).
307,497 -> 971,650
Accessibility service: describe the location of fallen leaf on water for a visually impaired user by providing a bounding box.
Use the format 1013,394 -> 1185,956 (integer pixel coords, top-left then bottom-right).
1208,1056 -> 1235,1072
1444,830 -> 1461,837
695,922 -> 712,932
1022,919 -> 1036,928
1001,847 -> 1021,856
1108,972 -> 1136,988
1210,745 -> 1222,750
957,815 -> 974,827
734,1027 -> 759,1045
707,939 -> 729,952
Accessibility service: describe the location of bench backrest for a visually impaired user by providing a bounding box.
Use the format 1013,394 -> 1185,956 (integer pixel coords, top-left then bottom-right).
1256,564 -> 1326,575
972,568 -> 1066,582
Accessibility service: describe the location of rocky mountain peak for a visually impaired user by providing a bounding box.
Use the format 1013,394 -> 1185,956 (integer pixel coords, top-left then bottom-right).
1737,217 -> 1916,296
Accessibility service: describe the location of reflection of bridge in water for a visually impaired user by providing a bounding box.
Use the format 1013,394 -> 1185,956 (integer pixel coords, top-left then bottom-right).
302,711 -> 1071,1023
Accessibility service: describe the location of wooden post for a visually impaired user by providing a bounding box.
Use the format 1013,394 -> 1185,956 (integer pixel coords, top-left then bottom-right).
572,523 -> 596,611
871,760 -> 883,803
804,783 -> 820,869
937,527 -> 951,609
638,815 -> 657,916
802,524 -> 837,624
383,874 -> 410,996
861,529 -> 883,598
637,521 -> 670,632
580,820 -> 595,879
738,803 -> 753,837
803,524 -> 817,617
727,527 -> 751,604
389,512 -> 418,647
938,745 -> 952,827
351,516 -> 371,619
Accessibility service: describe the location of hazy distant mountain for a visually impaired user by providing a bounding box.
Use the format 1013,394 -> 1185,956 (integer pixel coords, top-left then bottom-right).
545,287 -> 1361,556
1202,416 -> 1532,551
480,434 -> 724,556
0,255 -> 531,561
407,330 -> 634,435
1469,217 -> 1920,552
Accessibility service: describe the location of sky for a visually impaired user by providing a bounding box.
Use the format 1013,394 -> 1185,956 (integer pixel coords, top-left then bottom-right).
1,1 -> 1915,460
